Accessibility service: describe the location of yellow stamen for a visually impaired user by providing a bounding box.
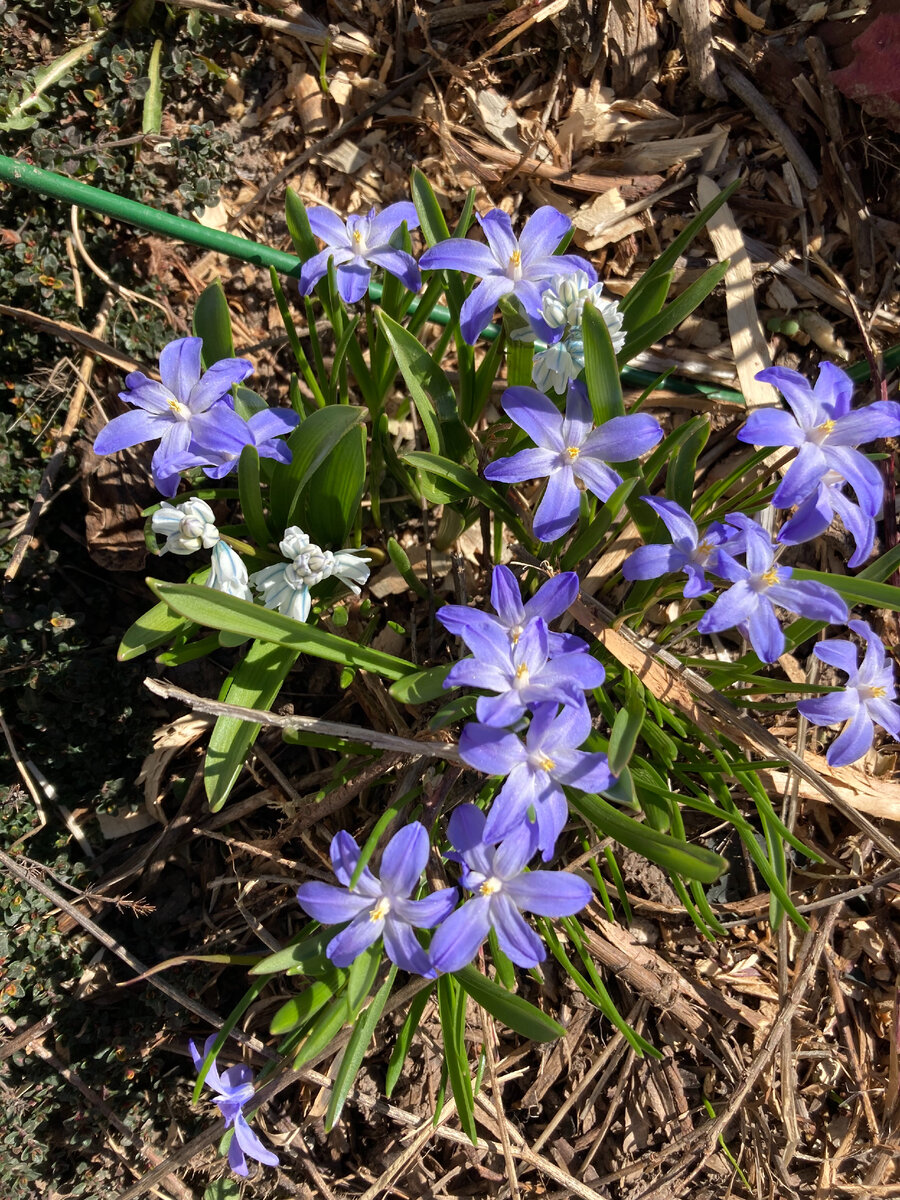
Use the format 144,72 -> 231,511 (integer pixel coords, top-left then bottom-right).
566,445 -> 580,460
697,539 -> 713,557
515,663 -> 530,683
537,754 -> 555,771
872,686 -> 887,698
167,398 -> 189,418
353,229 -> 362,245
818,419 -> 835,435
762,568 -> 780,586
370,897 -> 391,921
510,249 -> 521,268
479,878 -> 502,896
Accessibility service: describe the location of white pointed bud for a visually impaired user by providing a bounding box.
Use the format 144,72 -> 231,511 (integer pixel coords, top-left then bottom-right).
207,541 -> 253,602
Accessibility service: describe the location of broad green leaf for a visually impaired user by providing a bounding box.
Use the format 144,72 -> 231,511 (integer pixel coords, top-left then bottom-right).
389,662 -> 455,704
583,300 -> 625,423
376,310 -> 470,461
237,445 -> 273,547
118,600 -> 195,661
438,974 -> 477,1144
193,279 -> 236,364
454,965 -> 566,1041
268,404 -> 366,533
618,261 -> 730,365
295,423 -> 366,548
204,1178 -> 242,1200
386,984 -> 433,1097
141,38 -> 163,133
326,966 -> 397,1131
346,942 -> 381,1017
569,790 -> 725,882
148,580 -> 416,679
204,640 -> 299,809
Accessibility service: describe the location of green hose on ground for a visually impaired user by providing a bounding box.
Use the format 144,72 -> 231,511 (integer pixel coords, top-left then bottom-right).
2,154 -> 897,402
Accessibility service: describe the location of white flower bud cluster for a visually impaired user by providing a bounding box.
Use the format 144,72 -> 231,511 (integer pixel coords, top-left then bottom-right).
151,498 -> 220,555
250,526 -> 371,624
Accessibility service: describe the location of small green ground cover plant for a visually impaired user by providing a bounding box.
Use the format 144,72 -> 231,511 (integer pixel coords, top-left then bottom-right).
18,161 -> 900,1178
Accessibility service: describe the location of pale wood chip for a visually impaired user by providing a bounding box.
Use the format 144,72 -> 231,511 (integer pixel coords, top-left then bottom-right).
697,173 -> 773,410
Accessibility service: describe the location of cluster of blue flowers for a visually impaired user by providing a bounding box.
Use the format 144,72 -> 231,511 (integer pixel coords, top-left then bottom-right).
93,337 -> 298,497
622,362 -> 900,767
296,565 -> 602,982
297,200 -> 626,393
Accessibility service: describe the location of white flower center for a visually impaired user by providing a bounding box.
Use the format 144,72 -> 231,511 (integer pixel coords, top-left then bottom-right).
507,247 -> 523,281
167,398 -> 191,420
370,896 -> 391,921
478,877 -> 503,897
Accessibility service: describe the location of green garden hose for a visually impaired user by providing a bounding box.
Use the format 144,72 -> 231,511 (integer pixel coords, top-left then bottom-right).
2,154 -> 897,401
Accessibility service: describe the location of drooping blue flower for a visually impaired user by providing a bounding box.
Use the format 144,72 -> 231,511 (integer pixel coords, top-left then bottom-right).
419,207 -> 595,345
152,498 -> 220,555
197,407 -> 300,479
798,620 -> 900,766
428,805 -> 592,973
299,203 -> 421,304
484,381 -> 663,542
444,615 -> 605,728
189,1035 -> 279,1177
93,337 -> 254,497
622,497 -> 736,598
460,700 -> 612,861
437,564 -> 586,657
739,362 -> 900,513
296,823 -> 457,976
696,518 -> 848,663
250,526 -> 371,624
777,469 -> 875,568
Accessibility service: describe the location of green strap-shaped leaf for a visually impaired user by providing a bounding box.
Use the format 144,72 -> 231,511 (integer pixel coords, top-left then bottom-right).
583,300 -> 625,424
618,260 -> 730,365
285,186 -> 318,263
251,927 -> 332,976
141,38 -> 163,134
268,403 -> 367,533
389,662 -> 455,704
403,451 -> 532,546
607,674 -> 645,775
454,965 -> 567,1042
270,973 -> 344,1036
204,639 -> 299,809
375,310 -> 471,462
237,444 -> 274,548
385,984 -> 434,1098
148,579 -> 415,679
325,965 -> 397,1131
620,177 -> 740,317
438,973 -> 478,1144
294,423 -> 367,548
117,600 -> 196,661
193,278 -> 236,364
569,790 -> 726,883
790,567 -> 900,614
